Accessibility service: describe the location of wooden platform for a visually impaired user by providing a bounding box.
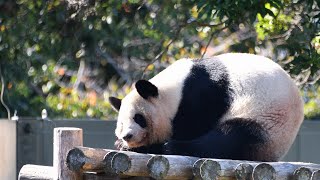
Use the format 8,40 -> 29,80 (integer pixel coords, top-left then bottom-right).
18,127 -> 320,180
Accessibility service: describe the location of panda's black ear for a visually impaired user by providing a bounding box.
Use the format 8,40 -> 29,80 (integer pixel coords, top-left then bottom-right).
135,80 -> 159,99
109,97 -> 122,111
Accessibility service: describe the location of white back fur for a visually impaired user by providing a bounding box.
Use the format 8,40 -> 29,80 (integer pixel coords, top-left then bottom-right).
217,53 -> 304,160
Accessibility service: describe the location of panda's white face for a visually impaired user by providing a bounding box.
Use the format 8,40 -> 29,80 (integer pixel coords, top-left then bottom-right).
115,92 -> 152,148
110,80 -> 173,149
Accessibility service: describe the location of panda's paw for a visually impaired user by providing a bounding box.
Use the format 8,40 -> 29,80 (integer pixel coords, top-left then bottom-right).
129,146 -> 148,153
163,140 -> 188,155
114,139 -> 124,150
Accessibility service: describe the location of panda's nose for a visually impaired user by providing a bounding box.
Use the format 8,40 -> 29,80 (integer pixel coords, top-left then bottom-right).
123,133 -> 133,141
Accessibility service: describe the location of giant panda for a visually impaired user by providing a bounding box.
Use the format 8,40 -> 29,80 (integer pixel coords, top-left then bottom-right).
109,53 -> 304,161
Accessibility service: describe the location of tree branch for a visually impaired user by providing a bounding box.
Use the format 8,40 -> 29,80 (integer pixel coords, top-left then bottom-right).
201,32 -> 215,59
141,26 -> 183,78
73,59 -> 85,90
96,48 -> 132,83
141,21 -> 227,78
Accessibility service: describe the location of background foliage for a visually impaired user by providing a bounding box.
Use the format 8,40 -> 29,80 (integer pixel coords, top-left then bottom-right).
0,0 -> 319,119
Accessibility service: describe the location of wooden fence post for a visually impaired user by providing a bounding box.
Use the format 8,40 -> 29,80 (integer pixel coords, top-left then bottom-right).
53,127 -> 83,180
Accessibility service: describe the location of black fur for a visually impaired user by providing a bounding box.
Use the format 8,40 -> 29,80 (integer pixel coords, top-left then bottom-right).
135,80 -> 159,99
128,143 -> 165,154
172,58 -> 232,140
109,97 -> 121,111
126,118 -> 268,160
134,114 -> 147,128
164,118 -> 268,160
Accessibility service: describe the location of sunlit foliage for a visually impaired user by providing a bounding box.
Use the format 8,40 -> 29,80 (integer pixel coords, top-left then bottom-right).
0,0 -> 319,119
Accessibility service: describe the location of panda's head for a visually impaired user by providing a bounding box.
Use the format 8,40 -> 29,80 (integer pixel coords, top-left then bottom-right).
109,80 -> 172,149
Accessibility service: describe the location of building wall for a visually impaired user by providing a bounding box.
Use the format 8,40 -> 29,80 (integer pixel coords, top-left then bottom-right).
0,119 -> 16,180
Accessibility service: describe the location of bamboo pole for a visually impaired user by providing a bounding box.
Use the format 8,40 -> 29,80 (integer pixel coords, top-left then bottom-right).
66,146 -> 111,172
53,127 -> 83,180
147,155 -> 199,179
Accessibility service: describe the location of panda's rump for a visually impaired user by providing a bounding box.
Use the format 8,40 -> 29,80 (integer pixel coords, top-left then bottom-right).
218,53 -> 304,160
219,53 -> 300,124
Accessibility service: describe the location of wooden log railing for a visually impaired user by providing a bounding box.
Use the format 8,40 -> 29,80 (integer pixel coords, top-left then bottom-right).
18,127 -> 320,180
66,146 -> 110,172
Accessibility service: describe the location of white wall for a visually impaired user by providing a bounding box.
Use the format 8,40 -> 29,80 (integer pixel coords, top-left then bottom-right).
0,120 -> 16,180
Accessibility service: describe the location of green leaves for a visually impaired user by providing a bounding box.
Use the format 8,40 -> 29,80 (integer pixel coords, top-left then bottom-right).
0,0 -> 319,119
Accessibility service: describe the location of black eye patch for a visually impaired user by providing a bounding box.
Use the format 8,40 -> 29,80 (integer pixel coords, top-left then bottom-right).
134,114 -> 147,128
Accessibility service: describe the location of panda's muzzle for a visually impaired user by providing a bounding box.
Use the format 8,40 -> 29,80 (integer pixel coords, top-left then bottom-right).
121,131 -> 148,148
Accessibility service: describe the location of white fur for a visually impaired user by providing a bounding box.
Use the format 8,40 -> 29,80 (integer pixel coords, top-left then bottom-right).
116,59 -> 194,147
217,53 -> 304,160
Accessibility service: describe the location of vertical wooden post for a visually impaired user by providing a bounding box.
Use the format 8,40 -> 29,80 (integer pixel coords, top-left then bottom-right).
53,127 -> 83,180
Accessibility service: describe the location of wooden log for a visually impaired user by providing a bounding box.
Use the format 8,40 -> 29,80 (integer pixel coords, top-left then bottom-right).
200,159 -> 253,180
293,167 -> 320,180
235,163 -> 255,180
312,169 -> 320,180
293,167 -> 313,180
83,172 -> 119,180
192,159 -> 206,179
198,160 -> 320,180
253,163 -> 276,180
147,155 -> 199,179
252,162 -> 320,180
66,146 -> 111,172
111,151 -> 152,176
19,164 -> 53,180
193,159 -> 320,180
53,127 -> 83,180
83,171 -> 153,180
103,151 -> 119,175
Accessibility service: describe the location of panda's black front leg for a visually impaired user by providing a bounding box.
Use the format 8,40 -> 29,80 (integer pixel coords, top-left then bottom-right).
163,119 -> 268,160
129,143 -> 165,154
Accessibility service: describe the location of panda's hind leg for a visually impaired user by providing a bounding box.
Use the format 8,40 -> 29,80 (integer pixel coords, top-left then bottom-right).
164,118 -> 270,161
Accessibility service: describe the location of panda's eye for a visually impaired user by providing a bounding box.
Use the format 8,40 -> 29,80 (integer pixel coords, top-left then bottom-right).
133,114 -> 147,128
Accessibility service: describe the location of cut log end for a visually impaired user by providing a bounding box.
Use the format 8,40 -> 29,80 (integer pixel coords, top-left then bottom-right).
103,151 -> 118,174
252,163 -> 275,180
312,170 -> 320,180
193,159 -> 205,179
111,152 -> 131,173
200,159 -> 221,180
66,148 -> 86,171
147,155 -> 169,179
235,163 -> 254,180
294,167 -> 312,180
